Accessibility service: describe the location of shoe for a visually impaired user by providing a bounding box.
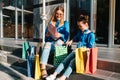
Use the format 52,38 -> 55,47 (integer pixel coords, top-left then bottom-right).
46,75 -> 56,80
41,69 -> 48,79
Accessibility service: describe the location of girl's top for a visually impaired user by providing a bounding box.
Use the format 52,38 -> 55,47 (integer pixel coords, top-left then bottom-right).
73,29 -> 95,48
45,20 -> 70,42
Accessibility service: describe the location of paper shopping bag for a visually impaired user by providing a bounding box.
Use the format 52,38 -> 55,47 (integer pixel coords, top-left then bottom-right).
54,46 -> 68,67
27,46 -> 35,77
85,47 -> 98,74
22,41 -> 30,59
48,24 -> 59,36
34,55 -> 41,80
75,47 -> 87,74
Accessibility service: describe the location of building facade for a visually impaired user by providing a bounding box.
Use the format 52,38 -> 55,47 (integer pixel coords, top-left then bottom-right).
0,0 -> 120,48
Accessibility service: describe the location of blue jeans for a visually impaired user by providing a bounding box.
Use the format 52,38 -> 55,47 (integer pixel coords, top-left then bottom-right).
55,51 -> 75,78
41,39 -> 63,65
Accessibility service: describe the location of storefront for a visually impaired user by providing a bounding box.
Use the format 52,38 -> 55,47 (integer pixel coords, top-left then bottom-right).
0,0 -> 120,47
69,0 -> 120,47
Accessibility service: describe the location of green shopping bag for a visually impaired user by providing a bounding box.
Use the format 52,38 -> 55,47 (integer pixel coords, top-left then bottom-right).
53,46 -> 68,67
22,41 -> 30,59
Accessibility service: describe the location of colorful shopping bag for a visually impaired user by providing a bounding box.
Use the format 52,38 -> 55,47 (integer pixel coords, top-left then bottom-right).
53,46 -> 68,67
27,46 -> 35,77
75,47 -> 87,74
85,47 -> 98,74
22,41 -> 30,59
34,55 -> 41,80
48,24 -> 59,36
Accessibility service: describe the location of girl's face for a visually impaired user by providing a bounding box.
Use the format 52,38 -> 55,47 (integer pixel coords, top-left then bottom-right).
55,10 -> 64,20
77,21 -> 88,31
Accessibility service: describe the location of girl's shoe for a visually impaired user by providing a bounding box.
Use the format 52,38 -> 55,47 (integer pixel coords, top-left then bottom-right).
46,75 -> 56,80
55,78 -> 60,80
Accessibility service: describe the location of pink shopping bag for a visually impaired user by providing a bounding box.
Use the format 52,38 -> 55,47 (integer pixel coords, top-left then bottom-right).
85,47 -> 98,74
48,24 -> 59,36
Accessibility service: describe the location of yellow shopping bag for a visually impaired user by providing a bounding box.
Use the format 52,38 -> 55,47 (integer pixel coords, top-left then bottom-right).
75,47 -> 87,74
34,55 -> 41,80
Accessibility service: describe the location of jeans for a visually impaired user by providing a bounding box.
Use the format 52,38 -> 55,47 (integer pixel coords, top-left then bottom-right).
55,51 -> 75,78
41,39 -> 63,65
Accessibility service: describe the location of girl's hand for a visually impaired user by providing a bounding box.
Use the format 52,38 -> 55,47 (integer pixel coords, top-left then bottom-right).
66,40 -> 73,46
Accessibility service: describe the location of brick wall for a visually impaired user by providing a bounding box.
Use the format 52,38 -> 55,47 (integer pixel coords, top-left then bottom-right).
4,23 -> 33,38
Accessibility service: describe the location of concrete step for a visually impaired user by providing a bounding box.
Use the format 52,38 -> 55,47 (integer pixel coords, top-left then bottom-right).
0,62 -> 34,80
1,45 -> 120,74
1,52 -> 120,80
67,69 -> 120,80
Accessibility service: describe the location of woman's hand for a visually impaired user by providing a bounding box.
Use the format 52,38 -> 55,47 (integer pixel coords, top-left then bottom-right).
66,40 -> 73,46
54,33 -> 61,39
46,32 -> 51,37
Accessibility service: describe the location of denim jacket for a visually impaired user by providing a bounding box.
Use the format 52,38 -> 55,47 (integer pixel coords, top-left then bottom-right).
73,29 -> 95,48
45,20 -> 70,42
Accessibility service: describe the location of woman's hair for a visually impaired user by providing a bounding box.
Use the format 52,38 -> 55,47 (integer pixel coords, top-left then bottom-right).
50,6 -> 64,24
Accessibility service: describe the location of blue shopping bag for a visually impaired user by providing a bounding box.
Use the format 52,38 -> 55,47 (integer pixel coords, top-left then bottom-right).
27,46 -> 35,77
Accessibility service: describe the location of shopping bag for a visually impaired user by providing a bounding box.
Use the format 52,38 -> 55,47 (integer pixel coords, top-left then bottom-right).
75,47 -> 87,74
53,46 -> 68,67
27,46 -> 35,77
85,47 -> 98,74
48,24 -> 59,36
22,41 -> 30,59
34,55 -> 41,80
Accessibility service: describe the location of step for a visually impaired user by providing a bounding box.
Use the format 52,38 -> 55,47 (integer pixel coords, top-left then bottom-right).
1,42 -> 120,73
0,62 -> 34,80
1,52 -> 120,80
67,69 -> 120,80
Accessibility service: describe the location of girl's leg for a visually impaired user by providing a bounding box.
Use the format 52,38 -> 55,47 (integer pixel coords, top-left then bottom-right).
53,51 -> 75,77
57,58 -> 75,80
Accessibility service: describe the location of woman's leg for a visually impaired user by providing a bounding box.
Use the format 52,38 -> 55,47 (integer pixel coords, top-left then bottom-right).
40,42 -> 52,78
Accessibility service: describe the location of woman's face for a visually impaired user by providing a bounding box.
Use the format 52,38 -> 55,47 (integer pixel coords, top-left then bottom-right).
55,10 -> 64,20
77,21 -> 88,31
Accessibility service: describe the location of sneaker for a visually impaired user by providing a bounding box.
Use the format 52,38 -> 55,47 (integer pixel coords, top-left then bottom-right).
46,75 -> 56,80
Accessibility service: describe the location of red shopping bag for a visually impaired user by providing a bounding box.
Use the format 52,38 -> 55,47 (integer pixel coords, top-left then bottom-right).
85,47 -> 98,74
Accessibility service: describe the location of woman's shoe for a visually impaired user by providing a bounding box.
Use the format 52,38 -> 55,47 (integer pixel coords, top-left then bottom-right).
41,69 -> 48,79
46,75 -> 56,80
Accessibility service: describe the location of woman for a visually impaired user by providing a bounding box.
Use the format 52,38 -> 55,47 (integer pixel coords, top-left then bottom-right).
46,11 -> 95,80
40,6 -> 70,79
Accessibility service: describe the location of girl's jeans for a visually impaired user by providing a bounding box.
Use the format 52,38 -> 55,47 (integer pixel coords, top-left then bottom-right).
55,51 -> 75,78
41,39 -> 63,65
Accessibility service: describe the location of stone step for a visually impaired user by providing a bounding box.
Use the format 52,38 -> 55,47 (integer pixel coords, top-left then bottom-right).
1,53 -> 120,80
67,69 -> 120,80
1,61 -> 120,80
1,44 -> 120,74
0,62 -> 34,80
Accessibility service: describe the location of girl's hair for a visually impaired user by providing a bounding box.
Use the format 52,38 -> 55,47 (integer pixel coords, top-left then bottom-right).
77,9 -> 90,25
50,6 -> 64,24
77,14 -> 89,25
